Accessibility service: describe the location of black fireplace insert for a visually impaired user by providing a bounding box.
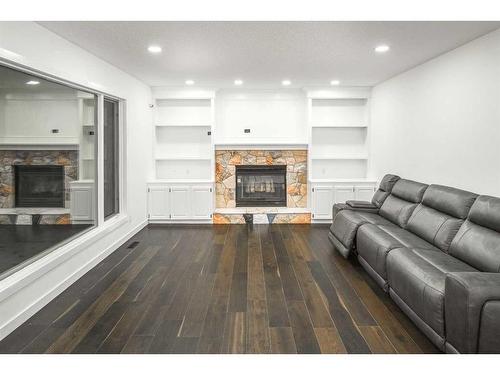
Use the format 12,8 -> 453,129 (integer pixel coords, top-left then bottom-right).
14,165 -> 65,207
235,165 -> 286,207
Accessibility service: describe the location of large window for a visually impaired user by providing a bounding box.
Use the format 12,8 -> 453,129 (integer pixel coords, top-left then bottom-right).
0,63 -> 121,279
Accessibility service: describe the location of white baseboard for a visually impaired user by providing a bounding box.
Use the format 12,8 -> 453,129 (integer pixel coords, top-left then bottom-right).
0,219 -> 148,341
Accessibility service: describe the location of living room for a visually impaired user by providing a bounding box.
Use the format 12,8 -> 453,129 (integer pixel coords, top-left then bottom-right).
1,1 -> 499,373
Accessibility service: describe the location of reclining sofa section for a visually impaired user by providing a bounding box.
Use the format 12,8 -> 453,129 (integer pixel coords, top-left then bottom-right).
328,174 -> 500,353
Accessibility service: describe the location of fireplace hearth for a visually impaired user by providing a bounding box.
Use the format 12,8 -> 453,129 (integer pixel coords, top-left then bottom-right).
14,165 -> 65,208
236,165 -> 287,207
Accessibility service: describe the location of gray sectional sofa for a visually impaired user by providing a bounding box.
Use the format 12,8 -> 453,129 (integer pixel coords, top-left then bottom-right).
328,174 -> 500,353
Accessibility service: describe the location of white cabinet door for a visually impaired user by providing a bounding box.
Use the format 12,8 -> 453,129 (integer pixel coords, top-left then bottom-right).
148,186 -> 170,220
312,186 -> 334,220
70,184 -> 94,222
191,185 -> 213,219
355,185 -> 376,202
334,186 -> 355,204
170,186 -> 191,219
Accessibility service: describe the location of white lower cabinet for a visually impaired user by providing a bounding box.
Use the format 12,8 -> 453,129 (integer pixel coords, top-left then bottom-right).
170,186 -> 191,219
191,186 -> 213,219
334,186 -> 355,204
311,186 -> 334,220
311,181 -> 377,221
148,185 -> 170,220
355,185 -> 377,201
148,183 -> 213,222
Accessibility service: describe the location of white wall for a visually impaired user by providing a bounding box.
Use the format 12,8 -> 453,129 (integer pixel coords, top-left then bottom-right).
370,29 -> 500,195
215,89 -> 307,145
0,22 -> 152,339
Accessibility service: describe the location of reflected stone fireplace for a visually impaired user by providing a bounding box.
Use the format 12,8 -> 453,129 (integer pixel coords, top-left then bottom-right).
236,165 -> 286,207
15,165 -> 65,208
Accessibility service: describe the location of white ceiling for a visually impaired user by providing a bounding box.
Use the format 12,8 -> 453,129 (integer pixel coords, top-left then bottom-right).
39,21 -> 500,88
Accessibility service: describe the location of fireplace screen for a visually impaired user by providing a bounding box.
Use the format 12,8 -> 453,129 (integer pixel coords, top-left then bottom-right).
235,165 -> 286,207
14,165 -> 65,207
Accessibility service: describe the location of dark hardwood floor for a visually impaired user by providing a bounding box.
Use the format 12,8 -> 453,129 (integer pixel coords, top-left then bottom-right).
0,224 -> 439,354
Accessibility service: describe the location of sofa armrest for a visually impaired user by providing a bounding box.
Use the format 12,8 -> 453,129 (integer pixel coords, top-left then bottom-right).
332,202 -> 379,219
445,272 -> 500,353
346,200 -> 378,209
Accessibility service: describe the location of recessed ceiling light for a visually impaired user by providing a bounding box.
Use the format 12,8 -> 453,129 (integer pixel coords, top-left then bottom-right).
375,44 -> 390,53
234,79 -> 243,86
185,80 -> 195,85
26,80 -> 40,85
330,80 -> 340,86
282,80 -> 291,86
147,45 -> 162,54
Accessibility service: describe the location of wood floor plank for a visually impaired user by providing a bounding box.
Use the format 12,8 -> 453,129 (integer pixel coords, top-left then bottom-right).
148,319 -> 183,354
121,335 -> 153,354
308,261 -> 371,354
246,299 -> 270,354
260,226 -> 290,327
222,312 -> 246,354
286,300 -> 321,354
269,327 -> 297,354
314,327 -> 347,354
359,326 -> 397,354
45,246 -> 160,353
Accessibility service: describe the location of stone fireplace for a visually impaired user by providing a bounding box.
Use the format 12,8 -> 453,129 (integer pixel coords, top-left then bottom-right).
214,149 -> 310,223
235,165 -> 287,207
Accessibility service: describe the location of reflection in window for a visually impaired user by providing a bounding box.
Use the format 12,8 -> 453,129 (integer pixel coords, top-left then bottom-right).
104,99 -> 119,219
0,64 -> 97,278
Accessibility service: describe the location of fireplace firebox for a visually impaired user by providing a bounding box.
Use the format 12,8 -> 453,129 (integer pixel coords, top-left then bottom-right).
235,165 -> 286,207
14,165 -> 65,207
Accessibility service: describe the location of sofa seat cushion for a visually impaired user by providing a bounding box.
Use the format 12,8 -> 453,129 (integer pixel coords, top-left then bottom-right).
329,210 -> 392,251
377,224 -> 437,250
387,248 -> 477,338
357,224 -> 406,281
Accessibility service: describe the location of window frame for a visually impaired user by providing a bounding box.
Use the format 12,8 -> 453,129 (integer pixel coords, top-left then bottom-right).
0,59 -> 127,280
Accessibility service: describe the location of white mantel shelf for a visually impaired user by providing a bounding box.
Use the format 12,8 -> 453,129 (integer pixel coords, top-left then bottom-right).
215,143 -> 308,150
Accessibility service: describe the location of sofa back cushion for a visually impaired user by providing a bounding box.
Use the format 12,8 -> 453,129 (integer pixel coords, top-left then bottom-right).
449,195 -> 500,272
371,174 -> 400,208
379,179 -> 428,228
406,185 -> 478,252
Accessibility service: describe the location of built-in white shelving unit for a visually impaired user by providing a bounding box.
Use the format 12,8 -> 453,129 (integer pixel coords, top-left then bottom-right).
148,89 -> 215,223
153,95 -> 215,182
306,88 -> 377,221
79,97 -> 96,180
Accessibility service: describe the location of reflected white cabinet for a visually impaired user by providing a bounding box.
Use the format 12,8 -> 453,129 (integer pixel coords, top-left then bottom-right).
311,186 -> 334,220
69,181 -> 95,223
148,185 -> 170,220
147,183 -> 213,222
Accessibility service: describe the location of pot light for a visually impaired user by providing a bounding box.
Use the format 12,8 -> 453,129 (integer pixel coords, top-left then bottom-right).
147,45 -> 162,54
26,80 -> 40,85
234,79 -> 243,86
185,80 -> 195,85
330,80 -> 340,86
375,44 -> 390,53
282,80 -> 291,86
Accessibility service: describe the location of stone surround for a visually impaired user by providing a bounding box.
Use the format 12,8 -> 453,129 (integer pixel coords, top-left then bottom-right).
0,150 -> 78,224
215,149 -> 307,208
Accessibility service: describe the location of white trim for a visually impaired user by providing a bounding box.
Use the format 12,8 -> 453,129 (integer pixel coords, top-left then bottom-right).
148,220 -> 212,224
215,143 -> 308,150
0,217 -> 147,341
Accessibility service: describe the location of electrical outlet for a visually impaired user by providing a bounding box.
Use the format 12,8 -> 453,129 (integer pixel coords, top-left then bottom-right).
244,128 -> 251,133
51,129 -> 60,134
